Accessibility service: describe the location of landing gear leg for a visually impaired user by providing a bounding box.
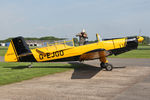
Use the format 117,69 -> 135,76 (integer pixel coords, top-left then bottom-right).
99,51 -> 113,71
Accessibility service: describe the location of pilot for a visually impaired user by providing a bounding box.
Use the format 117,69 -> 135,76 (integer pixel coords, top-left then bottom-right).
76,29 -> 88,45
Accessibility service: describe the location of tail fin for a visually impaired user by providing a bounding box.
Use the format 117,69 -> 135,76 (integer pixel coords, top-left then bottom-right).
5,37 -> 31,62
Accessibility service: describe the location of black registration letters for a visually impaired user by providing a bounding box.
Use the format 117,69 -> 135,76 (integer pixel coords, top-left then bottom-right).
39,50 -> 64,60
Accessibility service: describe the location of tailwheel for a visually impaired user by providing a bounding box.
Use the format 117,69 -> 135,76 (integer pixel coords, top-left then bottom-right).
28,62 -> 33,68
100,63 -> 113,71
28,65 -> 32,68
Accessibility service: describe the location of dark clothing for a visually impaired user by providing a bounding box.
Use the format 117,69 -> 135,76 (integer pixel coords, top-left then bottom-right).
76,32 -> 88,45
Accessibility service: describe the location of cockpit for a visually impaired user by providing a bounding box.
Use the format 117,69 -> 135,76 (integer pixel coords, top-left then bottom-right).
46,33 -> 102,48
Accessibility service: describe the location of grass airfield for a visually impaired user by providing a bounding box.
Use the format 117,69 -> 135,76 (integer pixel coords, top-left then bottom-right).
0,45 -> 150,86
0,46 -> 150,100
0,62 -> 73,86
0,59 -> 150,100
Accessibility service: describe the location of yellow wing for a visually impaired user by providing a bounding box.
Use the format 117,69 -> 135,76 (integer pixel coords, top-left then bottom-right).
79,49 -> 110,61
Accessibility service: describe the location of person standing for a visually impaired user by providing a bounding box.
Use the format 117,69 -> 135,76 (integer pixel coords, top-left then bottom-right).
76,29 -> 88,45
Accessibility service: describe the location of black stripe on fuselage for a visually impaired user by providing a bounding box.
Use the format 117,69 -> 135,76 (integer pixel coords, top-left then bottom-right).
84,49 -> 105,54
103,36 -> 137,41
42,55 -> 80,62
19,54 -> 37,62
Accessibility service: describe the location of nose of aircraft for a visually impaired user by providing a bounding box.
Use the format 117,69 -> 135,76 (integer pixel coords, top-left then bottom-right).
137,36 -> 144,43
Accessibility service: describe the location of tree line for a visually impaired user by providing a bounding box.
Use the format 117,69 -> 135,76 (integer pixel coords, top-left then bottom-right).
0,36 -> 66,43
142,36 -> 150,45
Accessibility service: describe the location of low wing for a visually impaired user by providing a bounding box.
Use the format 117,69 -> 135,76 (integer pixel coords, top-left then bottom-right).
79,49 -> 110,61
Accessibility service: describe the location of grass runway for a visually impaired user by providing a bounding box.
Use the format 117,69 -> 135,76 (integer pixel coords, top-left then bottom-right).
0,62 -> 72,86
0,45 -> 149,86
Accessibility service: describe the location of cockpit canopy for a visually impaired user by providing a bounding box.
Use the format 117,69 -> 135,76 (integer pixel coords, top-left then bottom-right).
46,34 -> 102,47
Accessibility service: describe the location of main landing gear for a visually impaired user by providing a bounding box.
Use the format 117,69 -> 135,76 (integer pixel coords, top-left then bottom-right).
99,51 -> 113,71
100,62 -> 113,71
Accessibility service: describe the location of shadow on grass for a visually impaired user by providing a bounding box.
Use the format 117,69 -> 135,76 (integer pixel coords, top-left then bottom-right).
4,62 -> 102,79
3,62 -> 126,79
8,66 -> 29,69
5,65 -> 72,69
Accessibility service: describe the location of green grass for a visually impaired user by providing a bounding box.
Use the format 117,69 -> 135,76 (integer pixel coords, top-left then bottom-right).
0,45 -> 149,86
0,62 -> 72,86
110,46 -> 150,58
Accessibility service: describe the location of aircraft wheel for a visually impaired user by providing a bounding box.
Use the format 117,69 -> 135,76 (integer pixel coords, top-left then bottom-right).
105,63 -> 113,71
28,62 -> 33,68
100,62 -> 105,69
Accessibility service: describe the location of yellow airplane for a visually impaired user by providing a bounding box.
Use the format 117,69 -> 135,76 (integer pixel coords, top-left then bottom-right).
5,34 -> 144,71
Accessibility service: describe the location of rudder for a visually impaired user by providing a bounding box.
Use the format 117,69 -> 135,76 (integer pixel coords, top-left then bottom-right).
5,37 -> 35,62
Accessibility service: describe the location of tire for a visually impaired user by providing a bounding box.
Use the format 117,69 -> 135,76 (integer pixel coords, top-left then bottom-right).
100,62 -> 105,68
105,63 -> 113,71
28,65 -> 32,68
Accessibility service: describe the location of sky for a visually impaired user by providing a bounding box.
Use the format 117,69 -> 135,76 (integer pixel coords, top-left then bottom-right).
0,0 -> 150,40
